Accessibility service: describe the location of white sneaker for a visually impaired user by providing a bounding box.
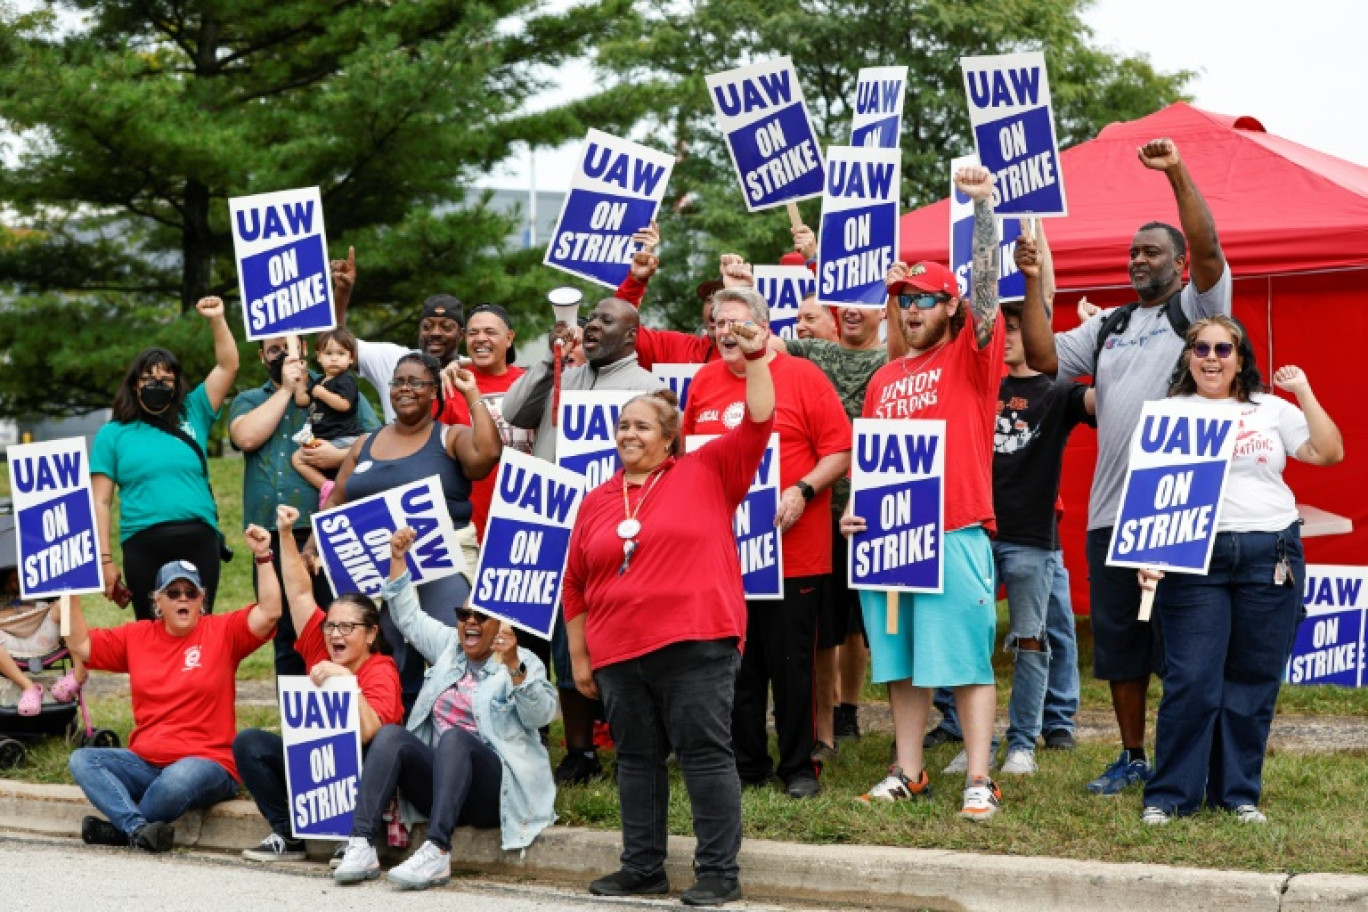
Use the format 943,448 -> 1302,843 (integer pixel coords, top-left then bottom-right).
386,840 -> 451,890
1233,804 -> 1267,824
333,837 -> 380,884
959,777 -> 1002,821
1000,748 -> 1038,775
1140,806 -> 1172,826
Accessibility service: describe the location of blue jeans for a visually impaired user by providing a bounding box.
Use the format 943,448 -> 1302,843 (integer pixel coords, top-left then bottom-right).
1144,525 -> 1304,815
994,542 -> 1052,752
68,748 -> 239,835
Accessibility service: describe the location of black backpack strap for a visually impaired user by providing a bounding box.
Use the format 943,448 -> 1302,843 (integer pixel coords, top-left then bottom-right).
1163,290 -> 1190,339
1090,302 -> 1139,381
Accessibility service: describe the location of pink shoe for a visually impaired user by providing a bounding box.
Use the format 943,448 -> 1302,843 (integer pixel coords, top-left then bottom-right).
17,685 -> 42,716
319,480 -> 335,510
51,671 -> 82,703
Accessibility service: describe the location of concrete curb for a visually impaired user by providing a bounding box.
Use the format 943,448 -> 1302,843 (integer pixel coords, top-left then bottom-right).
2,780 -> 1363,910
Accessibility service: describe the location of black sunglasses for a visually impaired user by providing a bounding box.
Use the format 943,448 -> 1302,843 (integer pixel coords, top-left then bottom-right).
456,608 -> 490,624
1192,341 -> 1235,359
898,292 -> 951,310
163,585 -> 201,601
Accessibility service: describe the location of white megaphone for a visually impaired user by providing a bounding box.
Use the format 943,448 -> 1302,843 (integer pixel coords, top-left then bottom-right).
548,286 -> 583,331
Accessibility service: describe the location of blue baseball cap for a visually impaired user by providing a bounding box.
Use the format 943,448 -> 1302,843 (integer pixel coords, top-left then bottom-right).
153,560 -> 203,593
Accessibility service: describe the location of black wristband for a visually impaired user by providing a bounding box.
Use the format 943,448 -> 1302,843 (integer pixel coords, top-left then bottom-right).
795,480 -> 816,502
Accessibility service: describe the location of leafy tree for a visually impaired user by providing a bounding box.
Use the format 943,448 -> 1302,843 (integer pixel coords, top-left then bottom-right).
592,0 -> 1192,331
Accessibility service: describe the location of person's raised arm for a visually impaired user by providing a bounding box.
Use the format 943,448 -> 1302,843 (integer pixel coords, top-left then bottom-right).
243,524 -> 281,639
1274,366 -> 1344,466
197,296 -> 239,410
275,505 -> 321,632
730,320 -> 774,423
957,165 -> 1000,349
792,223 -> 817,262
1014,223 -> 1059,375
1139,138 -> 1225,293
613,221 -> 659,307
884,261 -> 909,361
443,367 -> 502,480
331,246 -> 356,325
1036,218 -> 1057,312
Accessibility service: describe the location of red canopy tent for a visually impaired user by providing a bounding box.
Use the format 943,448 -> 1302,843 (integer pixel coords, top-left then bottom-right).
898,102 -> 1368,611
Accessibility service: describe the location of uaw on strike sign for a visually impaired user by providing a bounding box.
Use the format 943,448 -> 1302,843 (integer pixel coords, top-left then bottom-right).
7,438 -> 103,599
280,676 -> 362,839
1288,565 -> 1368,688
847,419 -> 945,592
230,186 -> 336,341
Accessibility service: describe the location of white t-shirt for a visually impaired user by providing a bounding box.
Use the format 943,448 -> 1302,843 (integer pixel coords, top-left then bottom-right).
357,339 -> 414,422
1172,393 -> 1310,533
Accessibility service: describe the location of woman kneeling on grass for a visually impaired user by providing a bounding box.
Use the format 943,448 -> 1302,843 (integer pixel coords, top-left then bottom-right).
333,527 -> 556,890
1138,315 -> 1343,825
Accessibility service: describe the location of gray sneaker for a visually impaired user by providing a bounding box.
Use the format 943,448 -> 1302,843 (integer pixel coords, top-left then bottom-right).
999,748 -> 1038,775
1234,804 -> 1267,824
387,840 -> 451,890
334,837 -> 381,884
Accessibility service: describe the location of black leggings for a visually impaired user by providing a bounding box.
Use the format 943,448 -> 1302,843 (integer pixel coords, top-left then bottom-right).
122,520 -> 221,621
351,724 -> 501,851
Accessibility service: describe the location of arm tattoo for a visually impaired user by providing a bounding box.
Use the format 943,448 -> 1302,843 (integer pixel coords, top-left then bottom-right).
970,198 -> 999,347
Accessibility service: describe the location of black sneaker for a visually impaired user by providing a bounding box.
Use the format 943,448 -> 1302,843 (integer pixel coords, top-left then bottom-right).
922,726 -> 963,750
1043,729 -> 1077,751
589,868 -> 670,896
131,821 -> 176,853
681,875 -> 742,906
784,773 -> 821,799
81,815 -> 129,847
242,832 -> 308,862
834,704 -> 861,742
555,751 -> 604,786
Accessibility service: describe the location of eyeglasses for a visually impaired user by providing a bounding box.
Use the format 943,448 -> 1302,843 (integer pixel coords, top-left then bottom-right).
163,586 -> 200,601
390,377 -> 438,390
898,292 -> 950,310
1192,341 -> 1234,359
322,621 -> 368,636
455,608 -> 490,624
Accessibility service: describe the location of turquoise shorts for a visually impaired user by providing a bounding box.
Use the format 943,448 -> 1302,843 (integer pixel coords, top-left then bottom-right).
859,526 -> 997,687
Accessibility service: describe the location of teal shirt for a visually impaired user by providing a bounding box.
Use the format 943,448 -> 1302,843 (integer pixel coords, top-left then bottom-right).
229,375 -> 381,529
90,383 -> 220,541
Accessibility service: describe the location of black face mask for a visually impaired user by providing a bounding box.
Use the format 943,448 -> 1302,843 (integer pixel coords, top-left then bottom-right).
138,382 -> 175,415
266,351 -> 287,385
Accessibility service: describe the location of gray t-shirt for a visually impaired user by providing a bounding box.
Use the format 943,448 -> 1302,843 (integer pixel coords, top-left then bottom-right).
1054,263 -> 1233,530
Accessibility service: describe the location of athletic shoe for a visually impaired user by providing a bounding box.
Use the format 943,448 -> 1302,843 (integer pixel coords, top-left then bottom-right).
810,740 -> 838,765
131,821 -> 176,853
555,751 -> 604,786
922,726 -> 963,750
784,774 -> 821,799
1043,728 -> 1077,751
833,704 -> 861,742
81,815 -> 129,847
1140,806 -> 1172,826
999,748 -> 1038,775
959,777 -> 1002,821
589,868 -> 670,896
859,766 -> 932,803
329,842 -> 347,869
1086,751 -> 1152,795
1234,804 -> 1267,824
387,840 -> 451,890
334,837 -> 381,884
242,832 -> 307,862
942,749 -> 968,774
681,875 -> 742,906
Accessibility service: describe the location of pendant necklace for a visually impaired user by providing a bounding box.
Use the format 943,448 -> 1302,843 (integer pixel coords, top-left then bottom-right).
618,461 -> 669,575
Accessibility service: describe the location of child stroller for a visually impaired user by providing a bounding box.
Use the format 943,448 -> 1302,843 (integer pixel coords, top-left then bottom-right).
0,501 -> 119,769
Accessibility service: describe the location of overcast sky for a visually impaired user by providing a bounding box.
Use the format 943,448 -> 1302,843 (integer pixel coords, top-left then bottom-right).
482,0 -> 1368,192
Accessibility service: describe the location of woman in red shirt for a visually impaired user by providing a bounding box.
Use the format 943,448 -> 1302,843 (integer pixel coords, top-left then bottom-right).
564,319 -> 774,907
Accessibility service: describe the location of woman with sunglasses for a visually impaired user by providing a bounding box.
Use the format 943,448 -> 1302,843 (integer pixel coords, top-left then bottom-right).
1138,314 -> 1342,825
64,532 -> 280,852
333,526 -> 556,889
308,352 -> 501,711
92,296 -> 239,621
233,504 -> 405,862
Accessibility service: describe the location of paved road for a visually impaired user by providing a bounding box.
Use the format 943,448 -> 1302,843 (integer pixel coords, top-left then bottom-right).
0,835 -> 812,912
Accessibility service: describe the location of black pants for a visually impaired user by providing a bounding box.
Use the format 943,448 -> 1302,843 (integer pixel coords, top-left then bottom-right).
350,724 -> 500,851
232,729 -> 292,837
253,529 -> 336,677
122,520 -> 221,621
732,575 -> 823,786
596,639 -> 742,881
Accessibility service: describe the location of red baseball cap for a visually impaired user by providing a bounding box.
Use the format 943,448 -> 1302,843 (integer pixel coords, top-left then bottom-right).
779,252 -> 807,266
891,261 -> 957,296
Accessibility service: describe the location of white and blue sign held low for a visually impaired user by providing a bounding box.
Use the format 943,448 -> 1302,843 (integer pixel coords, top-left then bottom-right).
817,146 -> 901,309
557,390 -> 640,489
960,51 -> 1067,217
754,265 -> 814,340
652,363 -> 702,414
7,439 -> 103,599
472,450 -> 585,639
707,56 -> 825,212
1107,400 -> 1240,573
850,66 -> 907,149
1287,564 -> 1366,688
280,676 -> 363,840
312,474 -> 466,599
230,186 -> 336,341
949,154 -> 1025,303
688,433 -> 784,600
848,419 -> 945,592
544,129 -> 675,289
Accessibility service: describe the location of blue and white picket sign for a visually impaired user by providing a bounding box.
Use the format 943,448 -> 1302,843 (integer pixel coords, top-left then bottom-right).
817,146 -> 900,309
1106,400 -> 1240,572
279,676 -> 363,839
312,474 -> 466,599
472,450 -> 585,638
687,433 -> 784,600
1286,564 -> 1367,688
707,56 -> 825,212
849,66 -> 908,149
753,265 -> 814,340
848,419 -> 945,592
949,154 -> 1025,304
960,51 -> 1067,217
6,438 -> 103,599
543,129 -> 675,289
653,363 -> 702,414
557,390 -> 640,490
229,186 -> 336,341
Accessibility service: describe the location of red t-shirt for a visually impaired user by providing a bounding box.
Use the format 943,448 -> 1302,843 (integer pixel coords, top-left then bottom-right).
293,609 -> 405,726
862,320 -> 1006,533
615,273 -> 717,370
438,364 -> 533,537
86,609 -> 271,781
563,413 -> 774,669
683,353 -> 851,577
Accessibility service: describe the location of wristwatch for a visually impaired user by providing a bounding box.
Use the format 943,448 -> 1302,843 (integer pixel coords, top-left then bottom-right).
795,480 -> 816,502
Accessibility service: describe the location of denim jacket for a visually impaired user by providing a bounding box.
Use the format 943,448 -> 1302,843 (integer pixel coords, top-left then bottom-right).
381,571 -> 558,850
